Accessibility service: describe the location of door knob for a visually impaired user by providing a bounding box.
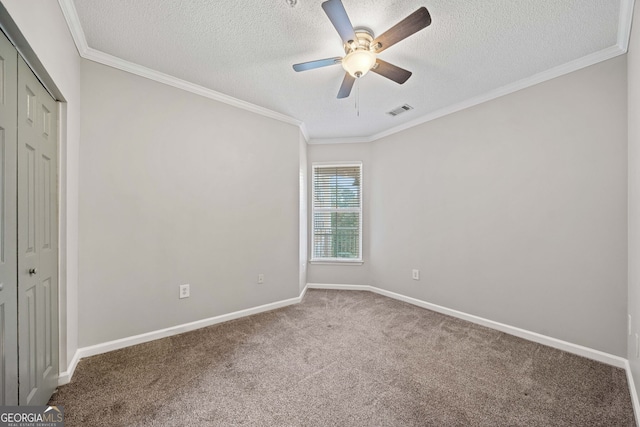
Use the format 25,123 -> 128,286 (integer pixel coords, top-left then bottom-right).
28,268 -> 37,276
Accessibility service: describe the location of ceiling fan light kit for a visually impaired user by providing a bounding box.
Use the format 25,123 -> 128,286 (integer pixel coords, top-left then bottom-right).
341,29 -> 377,78
292,0 -> 431,99
342,50 -> 376,78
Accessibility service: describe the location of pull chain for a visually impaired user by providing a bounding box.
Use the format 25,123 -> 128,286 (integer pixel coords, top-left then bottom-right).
354,78 -> 360,117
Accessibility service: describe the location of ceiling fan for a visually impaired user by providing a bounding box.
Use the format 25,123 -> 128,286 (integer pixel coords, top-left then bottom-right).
292,0 -> 432,99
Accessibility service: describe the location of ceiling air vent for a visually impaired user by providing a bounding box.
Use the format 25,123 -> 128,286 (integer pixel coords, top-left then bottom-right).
386,104 -> 414,117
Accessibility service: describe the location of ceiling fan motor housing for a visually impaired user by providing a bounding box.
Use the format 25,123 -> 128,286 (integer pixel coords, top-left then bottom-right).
344,28 -> 375,54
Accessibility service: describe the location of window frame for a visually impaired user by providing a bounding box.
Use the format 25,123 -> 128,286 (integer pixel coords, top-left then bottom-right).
310,161 -> 363,263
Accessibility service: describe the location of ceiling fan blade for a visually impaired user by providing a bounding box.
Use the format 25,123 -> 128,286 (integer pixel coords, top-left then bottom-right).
372,7 -> 432,54
371,59 -> 412,84
293,57 -> 342,72
337,73 -> 356,99
322,0 -> 357,45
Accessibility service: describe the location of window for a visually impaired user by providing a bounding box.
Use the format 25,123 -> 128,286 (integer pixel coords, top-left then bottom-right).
311,162 -> 362,262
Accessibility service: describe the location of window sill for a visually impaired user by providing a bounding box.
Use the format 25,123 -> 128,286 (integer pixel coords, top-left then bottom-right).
309,260 -> 364,266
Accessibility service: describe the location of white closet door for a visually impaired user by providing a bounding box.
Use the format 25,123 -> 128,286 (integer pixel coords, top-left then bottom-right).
17,56 -> 58,406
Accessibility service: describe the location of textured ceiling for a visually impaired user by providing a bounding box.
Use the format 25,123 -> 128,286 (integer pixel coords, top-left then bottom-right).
67,0 -> 628,142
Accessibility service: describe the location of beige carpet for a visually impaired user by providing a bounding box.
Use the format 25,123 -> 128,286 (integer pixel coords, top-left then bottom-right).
50,289 -> 635,426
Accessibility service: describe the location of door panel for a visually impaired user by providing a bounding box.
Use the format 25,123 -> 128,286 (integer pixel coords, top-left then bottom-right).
41,155 -> 51,250
18,56 -> 58,406
0,31 -> 18,406
25,143 -> 35,253
25,286 -> 36,401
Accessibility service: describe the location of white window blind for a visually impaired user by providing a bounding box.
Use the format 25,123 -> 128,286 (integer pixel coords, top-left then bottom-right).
312,163 -> 362,261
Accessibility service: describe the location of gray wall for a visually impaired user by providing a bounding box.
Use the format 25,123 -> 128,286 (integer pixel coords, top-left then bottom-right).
370,56 -> 627,356
628,1 -> 640,396
307,143 -> 372,285
78,60 -> 301,347
309,56 -> 627,356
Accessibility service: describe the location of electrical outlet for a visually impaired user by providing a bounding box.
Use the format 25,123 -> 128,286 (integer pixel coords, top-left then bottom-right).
258,274 -> 264,284
412,269 -> 420,280
179,284 -> 190,299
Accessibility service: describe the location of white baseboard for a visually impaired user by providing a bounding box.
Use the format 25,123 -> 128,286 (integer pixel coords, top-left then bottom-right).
307,283 -> 370,291
58,282 -> 632,398
307,283 -> 627,368
58,293 -> 304,385
624,360 -> 640,425
58,350 -> 81,386
310,283 -> 640,424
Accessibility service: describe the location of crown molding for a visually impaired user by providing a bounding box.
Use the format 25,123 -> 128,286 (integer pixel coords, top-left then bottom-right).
310,0 -> 635,144
618,0 -> 636,51
58,0 -> 302,129
308,135 -> 374,145
82,47 -> 303,127
58,0 -> 634,144
299,122 -> 310,142
310,44 -> 626,145
57,0 -> 88,54
369,45 -> 626,142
